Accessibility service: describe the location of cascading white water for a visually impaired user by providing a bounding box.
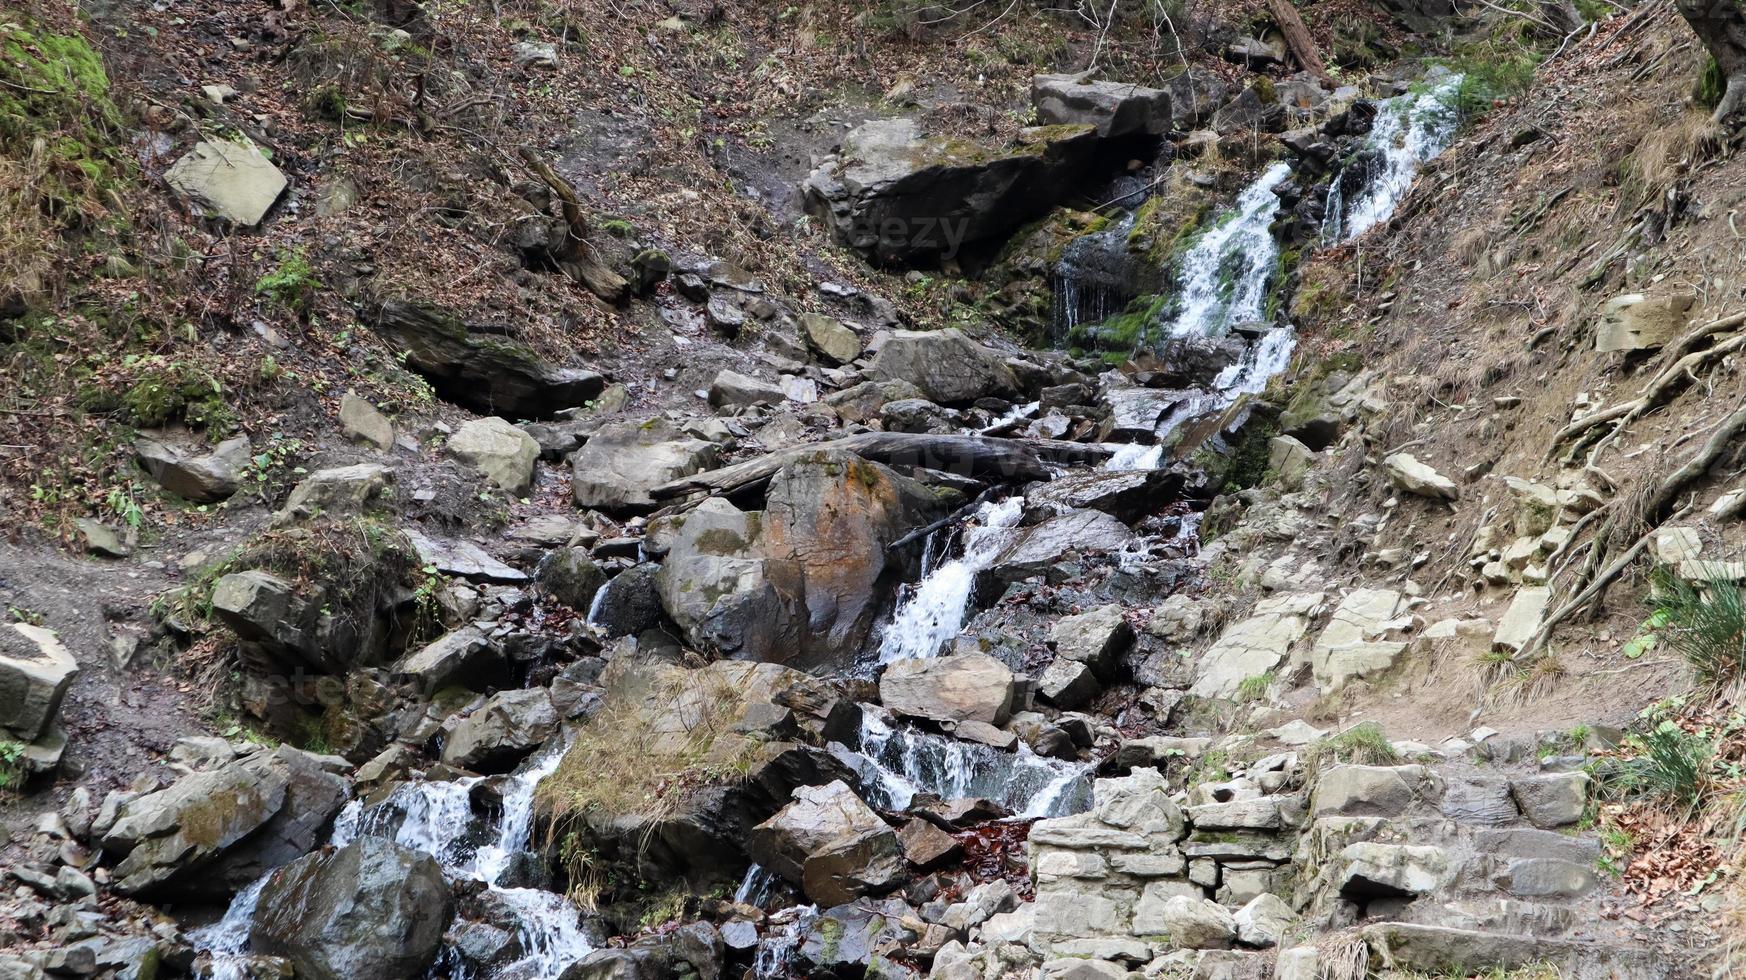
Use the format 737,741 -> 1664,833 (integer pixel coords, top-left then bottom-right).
846,714 -> 1092,819
1157,161 -> 1293,340
194,739 -> 593,980
1323,74 -> 1462,242
188,878 -> 266,980
877,496 -> 1026,663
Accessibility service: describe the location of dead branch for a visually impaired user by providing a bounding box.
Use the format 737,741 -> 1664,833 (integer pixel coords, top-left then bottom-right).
1264,0 -> 1333,84
517,147 -> 628,304
651,432 -> 1113,504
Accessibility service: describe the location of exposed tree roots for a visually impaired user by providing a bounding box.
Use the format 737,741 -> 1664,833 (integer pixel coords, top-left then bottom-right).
1525,403 -> 1746,656
1547,311 -> 1746,463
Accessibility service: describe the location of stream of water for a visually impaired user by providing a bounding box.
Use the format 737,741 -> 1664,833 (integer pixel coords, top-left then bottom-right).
1323,74 -> 1462,242
193,740 -> 595,980
876,496 -> 1026,663
193,77 -> 1469,980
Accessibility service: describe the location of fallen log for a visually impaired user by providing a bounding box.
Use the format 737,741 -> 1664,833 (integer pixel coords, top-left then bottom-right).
651,432 -> 1113,502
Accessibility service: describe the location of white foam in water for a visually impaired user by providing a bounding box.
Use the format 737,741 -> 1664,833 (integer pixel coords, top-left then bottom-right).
187,877 -> 267,980
877,496 -> 1026,663
1325,75 -> 1462,242
849,714 -> 1091,818
197,739 -> 592,980
1103,442 -> 1165,472
1158,161 -> 1293,340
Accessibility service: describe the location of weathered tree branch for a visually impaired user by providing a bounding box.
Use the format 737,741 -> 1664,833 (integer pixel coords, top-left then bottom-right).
1265,0 -> 1333,84
517,147 -> 628,304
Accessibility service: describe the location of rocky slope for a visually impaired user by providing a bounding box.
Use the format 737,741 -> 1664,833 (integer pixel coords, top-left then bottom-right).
2,1 -> 1744,980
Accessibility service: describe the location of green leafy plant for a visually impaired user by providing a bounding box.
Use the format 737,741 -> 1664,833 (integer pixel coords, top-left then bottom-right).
1612,721 -> 1716,812
0,739 -> 26,792
255,248 -> 321,312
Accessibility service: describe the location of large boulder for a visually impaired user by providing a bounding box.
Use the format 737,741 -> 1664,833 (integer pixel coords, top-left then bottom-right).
535,546 -> 608,611
1023,469 -> 1182,525
749,780 -> 903,906
103,746 -> 348,899
448,417 -> 540,496
211,568 -> 392,673
799,313 -> 862,365
1050,604 -> 1133,680
541,659 -> 856,885
570,418 -> 721,513
440,689 -> 558,773
250,836 -> 452,980
1595,292 -> 1694,352
370,298 -> 605,419
797,898 -> 919,974
1384,453 -> 1458,501
134,435 -> 250,503
982,509 -> 1136,587
708,370 -> 785,409
274,463 -> 394,525
879,653 -> 1014,726
0,624 -> 78,744
1337,843 -> 1451,899
867,328 -> 1021,405
589,562 -> 665,637
1189,593 -> 1322,700
656,450 -> 950,669
561,923 -> 722,980
803,117 -> 1099,264
165,138 -> 286,226
392,626 -> 504,692
1032,74 -> 1172,138
1310,588 -> 1408,692
1130,894 -> 1236,949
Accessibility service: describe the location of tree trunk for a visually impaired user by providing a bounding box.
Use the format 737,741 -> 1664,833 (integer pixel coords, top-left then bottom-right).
1265,0 -> 1333,84
1540,0 -> 1585,36
1678,0 -> 1746,123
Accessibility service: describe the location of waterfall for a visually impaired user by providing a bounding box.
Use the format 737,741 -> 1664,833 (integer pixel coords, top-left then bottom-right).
845,714 -> 1092,819
1051,212 -> 1140,343
188,877 -> 266,980
751,905 -> 818,979
733,863 -> 780,907
1157,162 -> 1293,340
876,497 -> 1026,664
194,739 -> 593,980
1323,75 -> 1462,242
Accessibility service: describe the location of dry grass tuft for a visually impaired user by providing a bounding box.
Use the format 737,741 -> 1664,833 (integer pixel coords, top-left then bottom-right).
0,145 -> 54,306
1621,109 -> 1722,206
538,664 -> 762,830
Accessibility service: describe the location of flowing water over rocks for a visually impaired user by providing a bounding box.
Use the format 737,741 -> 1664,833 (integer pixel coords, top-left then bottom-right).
193,741 -> 594,980
8,12 -> 1689,978
1323,74 -> 1464,242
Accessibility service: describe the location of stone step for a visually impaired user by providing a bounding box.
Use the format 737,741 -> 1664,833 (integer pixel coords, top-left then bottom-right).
1360,922 -> 1671,979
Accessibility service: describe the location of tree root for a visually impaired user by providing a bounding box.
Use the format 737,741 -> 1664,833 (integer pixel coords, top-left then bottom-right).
1523,404 -> 1746,656
1546,311 -> 1746,462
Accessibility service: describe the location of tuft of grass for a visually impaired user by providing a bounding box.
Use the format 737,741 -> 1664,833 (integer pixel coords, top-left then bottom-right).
538,665 -> 763,839
1236,671 -> 1275,704
1608,721 -> 1716,813
1303,721 -> 1400,770
1648,567 -> 1746,688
